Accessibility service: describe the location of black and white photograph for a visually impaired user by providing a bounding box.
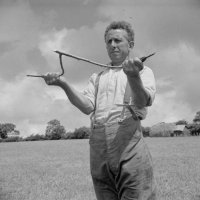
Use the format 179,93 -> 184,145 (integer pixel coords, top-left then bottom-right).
0,0 -> 200,200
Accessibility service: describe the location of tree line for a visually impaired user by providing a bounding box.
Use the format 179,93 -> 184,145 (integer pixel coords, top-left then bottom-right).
0,119 -> 91,142
1,111 -> 200,142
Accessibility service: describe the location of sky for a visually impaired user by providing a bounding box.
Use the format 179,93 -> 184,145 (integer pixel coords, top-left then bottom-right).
0,0 -> 200,137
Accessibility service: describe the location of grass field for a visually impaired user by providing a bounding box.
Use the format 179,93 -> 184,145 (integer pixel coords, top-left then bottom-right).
0,137 -> 200,200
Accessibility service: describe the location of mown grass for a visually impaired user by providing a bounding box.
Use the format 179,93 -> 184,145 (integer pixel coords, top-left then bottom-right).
0,137 -> 200,200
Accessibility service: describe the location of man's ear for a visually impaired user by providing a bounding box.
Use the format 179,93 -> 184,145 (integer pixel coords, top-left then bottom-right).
129,41 -> 134,49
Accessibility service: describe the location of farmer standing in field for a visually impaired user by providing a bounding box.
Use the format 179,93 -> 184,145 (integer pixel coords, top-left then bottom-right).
44,21 -> 156,200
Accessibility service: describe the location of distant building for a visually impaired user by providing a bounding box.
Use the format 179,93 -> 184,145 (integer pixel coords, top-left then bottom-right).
149,122 -> 175,137
7,130 -> 20,137
149,122 -> 189,137
173,125 -> 186,136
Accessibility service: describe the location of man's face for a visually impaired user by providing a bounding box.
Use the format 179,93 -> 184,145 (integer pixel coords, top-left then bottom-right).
105,29 -> 132,66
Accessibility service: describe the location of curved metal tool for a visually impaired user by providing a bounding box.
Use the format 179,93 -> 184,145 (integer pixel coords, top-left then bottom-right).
27,51 -> 156,78
140,52 -> 155,62
27,52 -> 65,78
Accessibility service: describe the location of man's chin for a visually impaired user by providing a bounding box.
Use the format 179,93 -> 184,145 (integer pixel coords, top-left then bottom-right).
110,56 -> 123,62
111,60 -> 123,66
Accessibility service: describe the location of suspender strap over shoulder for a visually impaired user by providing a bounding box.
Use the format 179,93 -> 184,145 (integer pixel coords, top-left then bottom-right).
94,71 -> 104,111
121,82 -> 139,121
93,71 -> 140,124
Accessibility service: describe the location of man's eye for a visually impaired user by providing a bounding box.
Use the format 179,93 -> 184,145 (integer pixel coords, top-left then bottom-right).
115,39 -> 121,43
107,40 -> 113,44
106,39 -> 121,45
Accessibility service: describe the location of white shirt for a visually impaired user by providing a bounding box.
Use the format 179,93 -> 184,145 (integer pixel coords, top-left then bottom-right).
83,66 -> 156,125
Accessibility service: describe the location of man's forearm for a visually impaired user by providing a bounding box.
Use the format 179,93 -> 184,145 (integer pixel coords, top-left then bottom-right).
127,75 -> 150,108
59,80 -> 94,115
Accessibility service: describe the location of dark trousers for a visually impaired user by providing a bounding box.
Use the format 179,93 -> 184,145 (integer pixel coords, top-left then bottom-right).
89,117 -> 156,200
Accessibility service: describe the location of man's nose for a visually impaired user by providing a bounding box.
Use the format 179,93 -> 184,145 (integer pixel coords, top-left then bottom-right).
111,40 -> 117,47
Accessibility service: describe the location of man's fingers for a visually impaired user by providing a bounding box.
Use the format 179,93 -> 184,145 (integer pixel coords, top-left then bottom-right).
134,57 -> 143,71
43,72 -> 60,85
122,58 -> 144,77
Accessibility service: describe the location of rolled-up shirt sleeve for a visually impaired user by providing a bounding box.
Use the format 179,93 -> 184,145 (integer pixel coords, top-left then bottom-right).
82,73 -> 97,108
140,66 -> 156,106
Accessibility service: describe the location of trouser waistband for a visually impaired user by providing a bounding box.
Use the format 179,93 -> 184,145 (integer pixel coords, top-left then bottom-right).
92,116 -> 140,129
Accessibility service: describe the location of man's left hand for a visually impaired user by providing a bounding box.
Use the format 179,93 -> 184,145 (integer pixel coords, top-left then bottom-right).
122,58 -> 143,78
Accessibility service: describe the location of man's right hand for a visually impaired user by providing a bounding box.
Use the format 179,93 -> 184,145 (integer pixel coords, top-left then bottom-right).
43,72 -> 62,86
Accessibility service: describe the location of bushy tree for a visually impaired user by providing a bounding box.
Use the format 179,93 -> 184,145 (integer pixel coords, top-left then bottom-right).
142,126 -> 150,137
0,123 -> 18,139
61,127 -> 91,139
186,123 -> 200,136
61,131 -> 75,139
45,119 -> 66,140
193,111 -> 200,123
1,136 -> 22,142
73,126 -> 91,139
24,134 -> 46,141
176,120 -> 188,125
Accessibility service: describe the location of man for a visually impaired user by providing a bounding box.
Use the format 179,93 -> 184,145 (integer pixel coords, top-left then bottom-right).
44,21 -> 156,200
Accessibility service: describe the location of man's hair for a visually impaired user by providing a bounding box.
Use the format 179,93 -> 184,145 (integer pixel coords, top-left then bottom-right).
104,21 -> 135,44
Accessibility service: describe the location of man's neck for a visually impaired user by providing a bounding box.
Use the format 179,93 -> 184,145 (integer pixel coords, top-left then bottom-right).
111,55 -> 130,67
111,62 -> 122,67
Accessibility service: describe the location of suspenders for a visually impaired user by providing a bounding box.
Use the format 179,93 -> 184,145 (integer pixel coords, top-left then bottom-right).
93,70 -> 139,124
94,71 -> 104,111
121,83 -> 139,121
91,71 -> 103,125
